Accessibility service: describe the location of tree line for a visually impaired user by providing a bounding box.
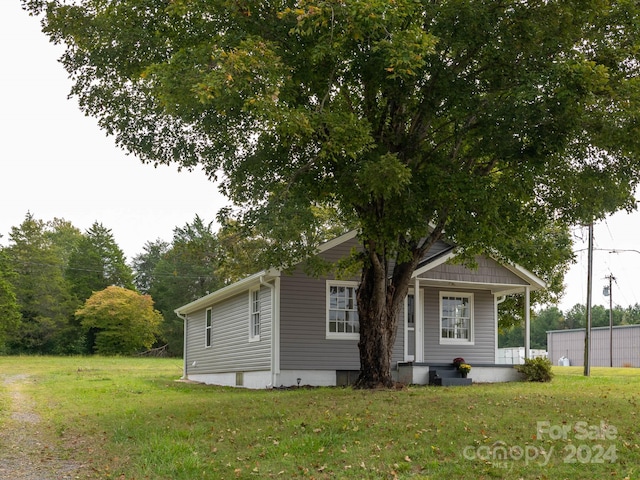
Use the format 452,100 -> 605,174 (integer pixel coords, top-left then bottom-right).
0,212 -> 263,356
2,212 -> 631,357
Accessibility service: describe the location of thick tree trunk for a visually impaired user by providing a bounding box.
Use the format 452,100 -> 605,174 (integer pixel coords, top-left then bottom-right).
354,243 -> 416,389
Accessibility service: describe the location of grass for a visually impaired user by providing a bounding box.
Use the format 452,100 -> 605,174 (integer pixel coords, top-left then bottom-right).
1,357 -> 639,479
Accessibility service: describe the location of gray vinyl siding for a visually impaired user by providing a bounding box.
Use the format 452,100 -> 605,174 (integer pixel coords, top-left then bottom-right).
420,255 -> 525,285
280,236 -> 363,370
279,270 -> 360,370
423,287 -> 496,364
185,286 -> 272,376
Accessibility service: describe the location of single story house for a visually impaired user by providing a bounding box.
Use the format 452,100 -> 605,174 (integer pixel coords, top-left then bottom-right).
175,231 -> 545,388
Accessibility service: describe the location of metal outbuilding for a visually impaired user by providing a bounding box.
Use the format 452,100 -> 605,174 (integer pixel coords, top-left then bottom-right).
547,324 -> 640,367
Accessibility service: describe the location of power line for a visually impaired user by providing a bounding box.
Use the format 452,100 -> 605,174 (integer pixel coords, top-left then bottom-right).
7,259 -> 218,281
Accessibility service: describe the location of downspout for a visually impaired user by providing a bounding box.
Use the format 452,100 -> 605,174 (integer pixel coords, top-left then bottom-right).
260,276 -> 278,388
175,311 -> 188,380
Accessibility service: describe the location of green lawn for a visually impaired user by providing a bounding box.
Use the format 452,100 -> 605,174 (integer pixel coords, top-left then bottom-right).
1,357 -> 639,479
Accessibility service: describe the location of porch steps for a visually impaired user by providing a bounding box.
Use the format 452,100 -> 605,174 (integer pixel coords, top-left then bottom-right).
429,365 -> 472,387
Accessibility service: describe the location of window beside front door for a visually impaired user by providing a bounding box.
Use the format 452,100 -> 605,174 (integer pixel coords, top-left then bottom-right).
326,281 -> 360,339
440,292 -> 474,344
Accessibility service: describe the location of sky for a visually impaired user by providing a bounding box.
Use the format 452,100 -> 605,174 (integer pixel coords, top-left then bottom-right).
2,1 -> 640,313
0,1 -> 227,261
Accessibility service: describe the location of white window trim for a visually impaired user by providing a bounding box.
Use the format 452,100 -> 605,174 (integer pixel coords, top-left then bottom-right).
249,288 -> 261,342
439,291 -> 475,345
205,307 -> 212,348
326,280 -> 360,340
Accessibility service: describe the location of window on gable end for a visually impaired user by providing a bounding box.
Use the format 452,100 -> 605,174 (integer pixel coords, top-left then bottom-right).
205,308 -> 212,348
249,288 -> 261,341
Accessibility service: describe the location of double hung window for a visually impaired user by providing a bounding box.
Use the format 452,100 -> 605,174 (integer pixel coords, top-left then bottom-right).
249,289 -> 261,341
440,293 -> 474,344
327,281 -> 359,339
205,308 -> 212,347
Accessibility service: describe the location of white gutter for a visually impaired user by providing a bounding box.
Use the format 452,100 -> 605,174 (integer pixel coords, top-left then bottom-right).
175,268 -> 279,316
260,276 -> 280,388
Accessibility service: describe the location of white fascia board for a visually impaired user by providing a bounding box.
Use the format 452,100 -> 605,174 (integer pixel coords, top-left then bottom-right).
317,230 -> 358,253
499,261 -> 547,291
412,249 -> 458,278
488,256 -> 547,291
174,268 -> 280,315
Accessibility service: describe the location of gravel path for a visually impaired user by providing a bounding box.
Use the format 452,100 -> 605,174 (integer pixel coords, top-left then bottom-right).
1,374 -> 84,480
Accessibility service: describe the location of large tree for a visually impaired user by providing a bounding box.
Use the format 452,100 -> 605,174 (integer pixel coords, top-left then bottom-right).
76,285 -> 162,355
27,0 -> 640,387
0,248 -> 21,352
5,213 -> 78,353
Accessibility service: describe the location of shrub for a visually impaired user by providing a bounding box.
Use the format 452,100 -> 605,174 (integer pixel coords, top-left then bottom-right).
515,357 -> 554,382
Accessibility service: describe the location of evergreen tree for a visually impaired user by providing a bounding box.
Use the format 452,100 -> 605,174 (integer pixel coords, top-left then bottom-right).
0,247 -> 21,352
66,222 -> 135,303
132,239 -> 170,295
5,213 -> 76,353
149,216 -> 224,356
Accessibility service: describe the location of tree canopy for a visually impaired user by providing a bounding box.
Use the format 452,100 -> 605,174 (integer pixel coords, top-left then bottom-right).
75,285 -> 162,355
25,0 -> 640,386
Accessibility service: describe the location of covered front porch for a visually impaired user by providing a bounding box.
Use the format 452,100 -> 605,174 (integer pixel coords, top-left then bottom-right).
396,252 -> 546,384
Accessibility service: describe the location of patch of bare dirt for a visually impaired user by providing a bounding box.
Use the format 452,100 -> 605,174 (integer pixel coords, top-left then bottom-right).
0,374 -> 85,480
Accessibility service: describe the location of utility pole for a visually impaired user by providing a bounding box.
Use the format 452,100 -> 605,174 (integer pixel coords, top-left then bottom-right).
604,274 -> 615,368
584,223 -> 593,377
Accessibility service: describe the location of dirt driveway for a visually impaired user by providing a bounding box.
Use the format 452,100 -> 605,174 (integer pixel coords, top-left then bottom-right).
0,374 -> 84,480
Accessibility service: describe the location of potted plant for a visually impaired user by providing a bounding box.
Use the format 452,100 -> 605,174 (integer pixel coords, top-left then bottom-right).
458,363 -> 472,378
452,357 -> 465,369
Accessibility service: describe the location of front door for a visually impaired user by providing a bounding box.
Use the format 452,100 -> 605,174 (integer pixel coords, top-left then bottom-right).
405,292 -> 415,361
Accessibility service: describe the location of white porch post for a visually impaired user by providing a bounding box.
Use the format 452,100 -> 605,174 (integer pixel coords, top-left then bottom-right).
414,277 -> 424,362
494,296 -> 499,364
524,286 -> 531,360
